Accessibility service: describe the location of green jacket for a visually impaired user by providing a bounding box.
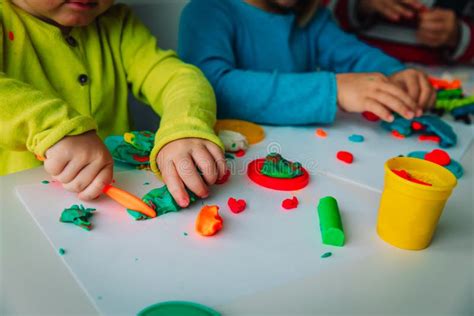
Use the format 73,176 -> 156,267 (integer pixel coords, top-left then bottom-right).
0,0 -> 222,175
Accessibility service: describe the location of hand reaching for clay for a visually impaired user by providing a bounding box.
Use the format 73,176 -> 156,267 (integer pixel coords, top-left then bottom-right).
417,9 -> 460,48
389,69 -> 436,116
336,72 -> 420,122
156,138 -> 227,208
43,131 -> 114,200
358,0 -> 423,21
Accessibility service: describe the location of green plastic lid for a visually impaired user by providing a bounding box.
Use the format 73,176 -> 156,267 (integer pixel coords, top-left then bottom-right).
137,301 -> 221,316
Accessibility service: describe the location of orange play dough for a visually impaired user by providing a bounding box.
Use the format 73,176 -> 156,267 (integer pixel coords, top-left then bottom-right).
195,205 -> 223,237
214,119 -> 265,145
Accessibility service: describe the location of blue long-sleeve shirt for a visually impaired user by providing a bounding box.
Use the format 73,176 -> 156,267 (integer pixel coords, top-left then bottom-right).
178,0 -> 406,125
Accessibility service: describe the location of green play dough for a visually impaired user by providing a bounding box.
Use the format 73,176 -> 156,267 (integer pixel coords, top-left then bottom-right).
41,180 -> 49,184
60,204 -> 96,231
58,248 -> 66,255
112,143 -> 149,165
138,301 -> 221,316
261,152 -> 302,179
317,197 -> 345,247
127,186 -> 198,220
321,252 -> 332,258
124,131 -> 155,152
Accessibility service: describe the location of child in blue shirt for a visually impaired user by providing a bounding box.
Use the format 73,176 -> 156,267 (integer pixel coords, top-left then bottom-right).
178,0 -> 436,124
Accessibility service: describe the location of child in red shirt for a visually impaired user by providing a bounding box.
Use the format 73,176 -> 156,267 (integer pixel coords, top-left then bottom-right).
326,0 -> 474,65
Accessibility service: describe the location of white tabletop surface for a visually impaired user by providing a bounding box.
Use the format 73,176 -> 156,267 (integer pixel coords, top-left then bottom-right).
2,65 -> 474,316
1,134 -> 473,316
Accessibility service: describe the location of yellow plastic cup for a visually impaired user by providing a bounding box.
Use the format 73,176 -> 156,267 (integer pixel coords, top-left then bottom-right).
377,157 -> 457,250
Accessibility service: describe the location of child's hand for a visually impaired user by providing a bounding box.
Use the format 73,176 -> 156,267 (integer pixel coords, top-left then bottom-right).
156,139 -> 226,208
389,69 -> 436,116
418,9 -> 460,48
43,131 -> 114,201
336,72 -> 418,122
359,0 -> 423,21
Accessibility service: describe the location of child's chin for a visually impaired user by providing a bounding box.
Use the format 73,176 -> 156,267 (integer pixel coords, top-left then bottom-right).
58,16 -> 96,27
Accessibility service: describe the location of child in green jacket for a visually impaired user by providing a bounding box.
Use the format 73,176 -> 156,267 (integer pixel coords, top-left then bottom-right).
0,0 -> 225,206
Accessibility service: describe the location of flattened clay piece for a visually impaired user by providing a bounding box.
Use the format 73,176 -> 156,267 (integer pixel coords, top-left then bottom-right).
261,152 -> 302,179
381,114 -> 457,148
235,149 -> 246,157
282,196 -> 299,210
392,169 -> 432,186
424,149 -> 451,166
218,130 -> 249,153
362,111 -> 380,122
60,204 -> 96,231
391,130 -> 405,139
418,134 -> 441,143
336,151 -> 354,164
408,151 -> 464,179
127,186 -> 198,220
348,134 -> 364,142
216,169 -> 231,185
228,197 -> 246,214
196,205 -> 223,237
215,119 -> 265,145
123,131 -> 155,152
315,128 -> 327,138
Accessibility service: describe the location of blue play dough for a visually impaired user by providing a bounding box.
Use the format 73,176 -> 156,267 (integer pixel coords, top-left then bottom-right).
408,151 -> 464,179
381,114 -> 457,148
451,103 -> 474,117
348,134 -> 364,142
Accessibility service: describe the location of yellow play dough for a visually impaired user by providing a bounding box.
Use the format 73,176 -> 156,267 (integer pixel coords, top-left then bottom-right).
214,119 -> 265,145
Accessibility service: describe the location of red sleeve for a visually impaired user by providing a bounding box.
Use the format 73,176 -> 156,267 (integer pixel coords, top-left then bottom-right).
326,0 -> 353,30
453,19 -> 474,64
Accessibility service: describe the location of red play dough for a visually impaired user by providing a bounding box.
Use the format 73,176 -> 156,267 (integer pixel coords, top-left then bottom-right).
216,169 -> 231,185
424,149 -> 451,166
391,130 -> 405,139
282,196 -> 298,210
418,134 -> 440,143
235,150 -> 246,157
132,155 -> 149,163
411,121 -> 425,131
336,151 -> 354,164
8,31 -> 14,41
247,159 -> 310,191
362,111 -> 380,122
392,169 -> 432,186
228,197 -> 247,214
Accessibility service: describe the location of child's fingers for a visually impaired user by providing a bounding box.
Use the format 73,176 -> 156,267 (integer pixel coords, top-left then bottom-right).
420,9 -> 449,22
417,73 -> 435,110
62,161 -> 102,193
379,81 -> 417,109
54,157 -> 88,184
400,74 -> 421,106
391,3 -> 415,18
365,99 -> 394,122
381,6 -> 402,21
191,146 -> 218,185
160,160 -> 189,207
174,155 -> 209,198
416,31 -> 443,46
419,20 -> 447,33
43,156 -> 69,177
400,0 -> 423,10
427,89 -> 437,109
373,90 -> 415,119
205,143 -> 227,181
78,166 -> 113,201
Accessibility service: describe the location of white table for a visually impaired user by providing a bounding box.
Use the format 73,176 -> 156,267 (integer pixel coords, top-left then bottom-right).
1,134 -> 473,316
